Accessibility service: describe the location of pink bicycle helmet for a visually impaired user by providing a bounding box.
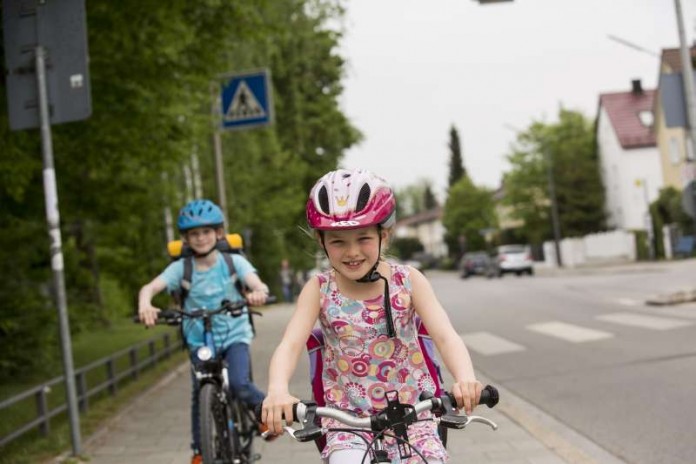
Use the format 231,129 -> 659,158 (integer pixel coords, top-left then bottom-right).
307,168 -> 396,231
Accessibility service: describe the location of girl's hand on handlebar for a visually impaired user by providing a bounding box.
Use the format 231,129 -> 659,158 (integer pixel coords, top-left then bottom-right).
138,304 -> 161,327
262,391 -> 300,436
451,380 -> 483,415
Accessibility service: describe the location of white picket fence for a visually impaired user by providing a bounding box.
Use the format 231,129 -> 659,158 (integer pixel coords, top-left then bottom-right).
542,229 -> 637,268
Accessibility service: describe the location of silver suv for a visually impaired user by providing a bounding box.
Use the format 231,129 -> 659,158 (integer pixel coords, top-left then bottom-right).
493,244 -> 534,276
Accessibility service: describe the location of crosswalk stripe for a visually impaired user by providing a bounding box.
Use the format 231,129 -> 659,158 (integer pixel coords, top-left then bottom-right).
526,321 -> 614,343
596,312 -> 693,330
460,331 -> 526,356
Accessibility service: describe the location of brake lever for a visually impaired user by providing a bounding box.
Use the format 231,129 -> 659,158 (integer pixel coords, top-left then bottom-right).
440,413 -> 498,430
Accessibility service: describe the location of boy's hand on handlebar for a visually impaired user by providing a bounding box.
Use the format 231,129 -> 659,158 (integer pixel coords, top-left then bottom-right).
262,391 -> 300,436
138,305 -> 161,327
451,380 -> 483,415
246,289 -> 269,306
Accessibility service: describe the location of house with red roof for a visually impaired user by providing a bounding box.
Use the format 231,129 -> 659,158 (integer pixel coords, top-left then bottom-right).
597,79 -> 662,230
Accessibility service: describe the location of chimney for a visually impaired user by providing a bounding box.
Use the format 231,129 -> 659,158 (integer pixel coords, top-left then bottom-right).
631,79 -> 643,95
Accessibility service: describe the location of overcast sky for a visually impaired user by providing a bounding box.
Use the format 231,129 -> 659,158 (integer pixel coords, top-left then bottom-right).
337,0 -> 695,199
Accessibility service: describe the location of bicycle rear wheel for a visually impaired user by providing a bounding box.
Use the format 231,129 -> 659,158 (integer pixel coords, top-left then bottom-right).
200,383 -> 232,463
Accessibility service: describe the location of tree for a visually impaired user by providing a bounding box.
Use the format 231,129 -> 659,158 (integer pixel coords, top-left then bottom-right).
423,184 -> 438,210
395,179 -> 437,217
0,0 -> 359,379
448,125 -> 466,188
502,109 -> 605,246
442,177 -> 497,258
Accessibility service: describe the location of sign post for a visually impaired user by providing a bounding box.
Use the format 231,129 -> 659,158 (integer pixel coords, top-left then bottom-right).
211,69 -> 273,221
3,0 -> 92,456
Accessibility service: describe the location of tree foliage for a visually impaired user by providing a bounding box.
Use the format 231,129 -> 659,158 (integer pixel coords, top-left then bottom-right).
447,125 -> 466,188
442,177 -> 497,258
501,109 -> 605,245
0,0 -> 358,379
395,179 -> 438,217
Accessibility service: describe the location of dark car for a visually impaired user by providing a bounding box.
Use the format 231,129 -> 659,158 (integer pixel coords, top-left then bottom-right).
459,251 -> 498,279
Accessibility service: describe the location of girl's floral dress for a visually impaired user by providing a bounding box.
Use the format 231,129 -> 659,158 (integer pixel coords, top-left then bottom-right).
317,263 -> 447,463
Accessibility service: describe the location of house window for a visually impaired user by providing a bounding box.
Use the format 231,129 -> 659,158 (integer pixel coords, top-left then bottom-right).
638,110 -> 654,127
669,137 -> 681,164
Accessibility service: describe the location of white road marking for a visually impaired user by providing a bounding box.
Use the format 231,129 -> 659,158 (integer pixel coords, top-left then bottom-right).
460,331 -> 526,356
616,298 -> 641,307
526,321 -> 614,343
596,312 -> 693,330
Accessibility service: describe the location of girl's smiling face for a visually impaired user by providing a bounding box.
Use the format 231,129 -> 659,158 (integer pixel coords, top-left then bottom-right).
322,226 -> 385,279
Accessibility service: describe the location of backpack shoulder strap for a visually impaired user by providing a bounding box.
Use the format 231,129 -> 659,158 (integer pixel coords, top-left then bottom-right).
177,256 -> 194,305
306,328 -> 327,453
220,252 -> 257,335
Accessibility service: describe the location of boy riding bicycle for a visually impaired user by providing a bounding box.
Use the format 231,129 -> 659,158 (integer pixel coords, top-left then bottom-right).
138,199 -> 275,464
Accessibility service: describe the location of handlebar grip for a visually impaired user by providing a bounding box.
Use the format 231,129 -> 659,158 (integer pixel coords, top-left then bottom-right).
479,385 -> 499,408
445,384 -> 499,409
254,401 -> 301,423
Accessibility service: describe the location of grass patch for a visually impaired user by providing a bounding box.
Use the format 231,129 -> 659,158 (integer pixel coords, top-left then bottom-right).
0,318 -> 186,463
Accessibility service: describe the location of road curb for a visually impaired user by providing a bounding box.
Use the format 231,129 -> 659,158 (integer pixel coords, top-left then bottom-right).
476,372 -> 627,464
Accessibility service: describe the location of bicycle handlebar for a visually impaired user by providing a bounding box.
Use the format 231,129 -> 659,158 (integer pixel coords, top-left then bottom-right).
134,295 -> 277,325
259,385 -> 499,443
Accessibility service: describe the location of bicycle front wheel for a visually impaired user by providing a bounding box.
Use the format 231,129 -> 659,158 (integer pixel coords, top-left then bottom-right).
200,383 -> 231,463
229,400 -> 257,462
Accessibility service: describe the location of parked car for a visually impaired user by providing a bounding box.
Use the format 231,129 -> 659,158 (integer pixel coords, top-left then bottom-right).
493,244 -> 534,276
459,251 -> 498,279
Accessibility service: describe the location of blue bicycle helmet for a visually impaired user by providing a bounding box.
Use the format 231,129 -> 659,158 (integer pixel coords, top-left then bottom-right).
177,199 -> 225,232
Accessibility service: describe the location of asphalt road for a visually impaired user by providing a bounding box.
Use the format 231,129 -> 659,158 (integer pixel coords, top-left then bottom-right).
435,259 -> 696,464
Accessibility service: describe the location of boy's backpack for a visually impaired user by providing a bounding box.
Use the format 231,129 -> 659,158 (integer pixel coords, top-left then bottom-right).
167,234 -> 257,335
306,317 -> 446,452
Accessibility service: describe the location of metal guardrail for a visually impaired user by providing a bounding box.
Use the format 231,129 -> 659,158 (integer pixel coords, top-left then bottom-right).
0,330 -> 184,447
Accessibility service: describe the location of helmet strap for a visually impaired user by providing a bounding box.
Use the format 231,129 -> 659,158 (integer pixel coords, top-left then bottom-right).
193,243 -> 217,258
354,268 -> 395,338
354,227 -> 395,337
319,226 -> 395,337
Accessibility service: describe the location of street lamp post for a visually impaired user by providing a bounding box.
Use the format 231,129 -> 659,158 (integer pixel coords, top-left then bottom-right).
545,146 -> 563,267
674,0 -> 696,160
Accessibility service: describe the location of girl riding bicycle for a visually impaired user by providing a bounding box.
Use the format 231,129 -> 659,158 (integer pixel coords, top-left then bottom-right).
138,199 -> 274,464
262,169 -> 484,463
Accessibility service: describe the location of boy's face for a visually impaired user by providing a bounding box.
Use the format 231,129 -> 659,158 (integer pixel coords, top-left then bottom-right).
183,227 -> 223,254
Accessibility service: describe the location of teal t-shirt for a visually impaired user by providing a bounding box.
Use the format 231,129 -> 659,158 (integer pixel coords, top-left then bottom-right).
159,252 -> 256,351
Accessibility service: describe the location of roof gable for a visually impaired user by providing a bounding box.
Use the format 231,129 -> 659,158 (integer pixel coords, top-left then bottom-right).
599,89 -> 656,149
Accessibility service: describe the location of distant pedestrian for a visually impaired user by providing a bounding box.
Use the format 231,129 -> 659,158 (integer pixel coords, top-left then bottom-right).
279,258 -> 294,303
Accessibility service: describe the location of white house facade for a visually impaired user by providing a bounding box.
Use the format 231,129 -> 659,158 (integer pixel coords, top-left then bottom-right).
394,208 -> 448,258
597,81 -> 663,231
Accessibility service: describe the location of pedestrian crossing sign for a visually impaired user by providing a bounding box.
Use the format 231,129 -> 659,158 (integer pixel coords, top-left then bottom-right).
220,69 -> 273,130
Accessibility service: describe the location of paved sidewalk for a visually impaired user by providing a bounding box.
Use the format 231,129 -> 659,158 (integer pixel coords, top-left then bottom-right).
55,304 -> 625,464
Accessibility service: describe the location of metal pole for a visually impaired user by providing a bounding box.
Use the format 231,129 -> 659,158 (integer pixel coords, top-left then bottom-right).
545,146 -> 563,267
641,179 -> 655,260
675,0 -> 696,159
35,45 -> 82,456
211,82 -> 229,225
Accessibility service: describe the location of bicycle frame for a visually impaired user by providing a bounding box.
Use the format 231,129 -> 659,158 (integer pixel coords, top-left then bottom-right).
158,300 -> 266,464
